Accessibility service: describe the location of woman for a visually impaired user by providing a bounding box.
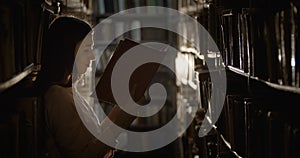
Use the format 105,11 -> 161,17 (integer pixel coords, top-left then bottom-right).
36,16 -> 136,158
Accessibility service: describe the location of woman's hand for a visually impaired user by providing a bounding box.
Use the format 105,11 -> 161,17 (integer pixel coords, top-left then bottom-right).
103,149 -> 115,158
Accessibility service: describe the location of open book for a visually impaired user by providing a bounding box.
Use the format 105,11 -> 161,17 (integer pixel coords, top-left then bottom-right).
96,38 -> 165,105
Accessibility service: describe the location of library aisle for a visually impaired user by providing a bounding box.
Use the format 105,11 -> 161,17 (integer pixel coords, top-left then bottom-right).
1,0 -> 300,158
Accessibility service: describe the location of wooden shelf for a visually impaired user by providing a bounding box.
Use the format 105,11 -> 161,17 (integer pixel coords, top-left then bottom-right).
226,66 -> 249,78
203,116 -> 243,158
0,64 -> 34,93
249,76 -> 300,96
218,131 -> 243,158
226,65 -> 300,95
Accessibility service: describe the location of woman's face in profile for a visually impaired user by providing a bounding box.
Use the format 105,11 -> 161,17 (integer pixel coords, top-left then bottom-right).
74,31 -> 95,76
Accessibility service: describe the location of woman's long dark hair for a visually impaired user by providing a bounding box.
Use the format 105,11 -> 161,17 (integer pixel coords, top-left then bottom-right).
36,16 -> 92,94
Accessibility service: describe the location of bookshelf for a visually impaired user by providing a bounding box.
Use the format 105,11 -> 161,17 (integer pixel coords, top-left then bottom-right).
0,0 -> 48,157
0,64 -> 34,93
46,0 -> 300,157
0,0 -> 45,93
178,1 -> 205,15
219,5 -> 300,91
226,66 -> 249,78
93,0 -> 178,16
177,0 -> 300,158
90,1 -> 182,79
0,0 -> 295,157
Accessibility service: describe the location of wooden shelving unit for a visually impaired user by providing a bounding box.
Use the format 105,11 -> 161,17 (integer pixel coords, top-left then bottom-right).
226,65 -> 300,96
178,0 -> 300,158
0,64 -> 34,93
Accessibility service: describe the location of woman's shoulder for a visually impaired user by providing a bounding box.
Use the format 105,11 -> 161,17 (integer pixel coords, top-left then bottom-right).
46,84 -> 71,94
44,85 -> 73,102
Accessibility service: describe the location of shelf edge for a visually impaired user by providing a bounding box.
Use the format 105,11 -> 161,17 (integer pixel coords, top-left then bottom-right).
226,66 -> 300,95
250,76 -> 300,95
0,64 -> 34,93
226,66 -> 249,78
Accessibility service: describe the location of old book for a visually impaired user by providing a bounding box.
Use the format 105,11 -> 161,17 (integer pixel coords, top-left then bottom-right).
96,38 -> 165,105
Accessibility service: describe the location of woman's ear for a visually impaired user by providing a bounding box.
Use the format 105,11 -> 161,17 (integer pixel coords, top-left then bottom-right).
67,74 -> 72,82
64,74 -> 72,87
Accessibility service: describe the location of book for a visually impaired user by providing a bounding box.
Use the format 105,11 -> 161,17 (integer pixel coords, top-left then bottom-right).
104,0 -> 114,13
96,38 -> 165,105
13,2 -> 26,73
98,0 -> 106,15
240,9 -> 251,73
0,5 -> 16,82
118,0 -> 125,11
130,21 -> 141,41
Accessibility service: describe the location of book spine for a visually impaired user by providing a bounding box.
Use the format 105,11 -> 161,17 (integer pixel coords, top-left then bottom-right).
115,21 -> 125,38
131,20 -> 141,41
26,0 -> 38,68
146,0 -> 156,14
98,0 -> 106,14
104,0 -> 114,13
295,4 -> 300,87
113,0 -> 119,12
290,4 -> 297,87
265,13 -> 279,83
0,5 -> 16,82
231,10 -> 240,69
13,2 -> 25,74
283,8 -> 292,86
118,0 -> 125,11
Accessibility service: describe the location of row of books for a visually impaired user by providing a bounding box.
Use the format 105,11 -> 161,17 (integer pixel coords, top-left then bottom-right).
219,3 -> 300,87
178,4 -> 225,72
191,73 -> 239,158
216,95 -> 300,158
0,1 -> 43,83
93,0 -> 177,15
192,61 -> 300,157
92,22 -> 170,45
0,93 -> 44,158
179,0 -> 197,8
214,0 -> 299,9
185,1 -> 300,157
194,75 -> 300,158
